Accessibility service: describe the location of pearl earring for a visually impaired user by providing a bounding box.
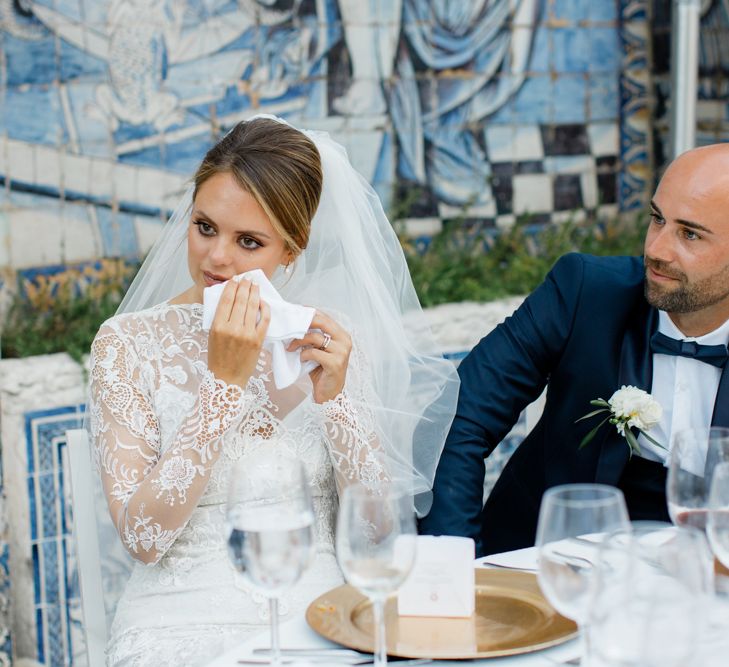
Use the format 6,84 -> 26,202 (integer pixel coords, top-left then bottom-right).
284,263 -> 292,275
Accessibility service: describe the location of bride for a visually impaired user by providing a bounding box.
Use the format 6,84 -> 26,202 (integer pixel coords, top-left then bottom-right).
87,116 -> 459,666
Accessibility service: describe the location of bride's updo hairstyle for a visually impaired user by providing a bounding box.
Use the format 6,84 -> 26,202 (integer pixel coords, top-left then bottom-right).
193,118 -> 323,258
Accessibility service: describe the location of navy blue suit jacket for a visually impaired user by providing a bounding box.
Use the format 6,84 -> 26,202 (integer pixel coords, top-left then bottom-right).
420,253 -> 729,556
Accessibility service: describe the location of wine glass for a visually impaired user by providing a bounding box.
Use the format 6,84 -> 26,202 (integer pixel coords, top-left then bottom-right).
704,463 -> 729,665
707,461 -> 729,569
536,484 -> 630,643
226,453 -> 315,666
336,484 -> 416,667
668,427 -> 729,530
588,521 -> 713,667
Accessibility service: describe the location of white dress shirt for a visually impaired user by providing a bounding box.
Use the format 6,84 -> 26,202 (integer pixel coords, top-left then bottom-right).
637,311 -> 729,472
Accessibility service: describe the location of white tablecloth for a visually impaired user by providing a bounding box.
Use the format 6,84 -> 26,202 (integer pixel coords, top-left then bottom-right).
206,544 -> 729,667
205,612 -> 582,667
206,547 -> 582,667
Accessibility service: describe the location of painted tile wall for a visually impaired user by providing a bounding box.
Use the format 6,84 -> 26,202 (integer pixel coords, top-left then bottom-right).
0,0 -> 628,285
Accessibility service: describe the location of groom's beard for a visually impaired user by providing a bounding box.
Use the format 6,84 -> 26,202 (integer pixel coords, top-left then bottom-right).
644,257 -> 729,313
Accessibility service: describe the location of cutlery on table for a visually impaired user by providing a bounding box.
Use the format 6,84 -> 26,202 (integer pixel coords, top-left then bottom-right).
252,648 -> 367,658
238,658 -> 431,666
480,561 -> 537,572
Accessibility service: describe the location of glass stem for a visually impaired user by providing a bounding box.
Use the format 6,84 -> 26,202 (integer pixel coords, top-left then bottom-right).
577,622 -> 589,663
269,596 -> 281,666
372,597 -> 388,667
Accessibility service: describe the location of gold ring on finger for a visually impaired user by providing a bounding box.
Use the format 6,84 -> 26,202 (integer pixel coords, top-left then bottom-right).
319,332 -> 332,351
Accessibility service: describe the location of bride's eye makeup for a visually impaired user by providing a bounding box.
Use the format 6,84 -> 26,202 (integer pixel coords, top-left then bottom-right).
238,235 -> 263,250
193,220 -> 215,236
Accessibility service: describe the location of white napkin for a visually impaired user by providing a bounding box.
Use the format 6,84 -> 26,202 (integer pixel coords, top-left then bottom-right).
477,533 -> 604,571
202,269 -> 318,390
477,546 -> 538,571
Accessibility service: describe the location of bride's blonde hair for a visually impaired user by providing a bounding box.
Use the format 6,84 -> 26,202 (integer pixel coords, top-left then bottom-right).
193,118 -> 323,258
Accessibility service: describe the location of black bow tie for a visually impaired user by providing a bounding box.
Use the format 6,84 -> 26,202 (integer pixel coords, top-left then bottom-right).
650,331 -> 729,368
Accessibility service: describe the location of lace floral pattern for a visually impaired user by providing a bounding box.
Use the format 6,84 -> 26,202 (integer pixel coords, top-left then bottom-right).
89,303 -> 381,666
312,391 -> 388,490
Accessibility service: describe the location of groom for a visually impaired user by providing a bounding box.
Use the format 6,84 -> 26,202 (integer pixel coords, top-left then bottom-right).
420,143 -> 729,556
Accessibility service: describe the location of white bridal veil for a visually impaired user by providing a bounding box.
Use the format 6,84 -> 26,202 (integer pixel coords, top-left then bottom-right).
115,114 -> 460,510
89,115 -> 460,629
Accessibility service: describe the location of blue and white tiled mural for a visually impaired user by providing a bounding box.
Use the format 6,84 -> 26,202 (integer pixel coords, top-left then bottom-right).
26,407 -> 85,667
0,0 -> 632,279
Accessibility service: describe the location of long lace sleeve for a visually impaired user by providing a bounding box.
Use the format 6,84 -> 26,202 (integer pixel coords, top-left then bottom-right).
89,323 -> 259,565
308,341 -> 390,492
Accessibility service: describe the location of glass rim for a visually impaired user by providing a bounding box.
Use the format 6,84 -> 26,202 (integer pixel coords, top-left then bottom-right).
672,426 -> 729,443
542,483 -> 625,507
670,426 -> 729,458
601,520 -> 708,550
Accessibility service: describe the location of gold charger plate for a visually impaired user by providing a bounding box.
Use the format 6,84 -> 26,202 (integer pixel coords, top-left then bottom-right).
305,569 -> 578,659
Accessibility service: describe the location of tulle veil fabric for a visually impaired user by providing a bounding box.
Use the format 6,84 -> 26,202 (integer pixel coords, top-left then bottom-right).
89,115 -> 460,625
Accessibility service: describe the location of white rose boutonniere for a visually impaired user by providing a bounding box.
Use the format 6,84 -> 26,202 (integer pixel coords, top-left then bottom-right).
576,385 -> 664,456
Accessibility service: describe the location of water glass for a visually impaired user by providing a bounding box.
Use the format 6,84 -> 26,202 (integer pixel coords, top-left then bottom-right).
536,484 -> 630,630
336,484 -> 416,667
708,461 -> 729,569
668,427 -> 729,530
226,453 -> 315,666
588,521 -> 713,667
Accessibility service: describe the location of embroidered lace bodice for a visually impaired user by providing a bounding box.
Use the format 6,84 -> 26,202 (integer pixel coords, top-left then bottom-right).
88,302 -> 386,666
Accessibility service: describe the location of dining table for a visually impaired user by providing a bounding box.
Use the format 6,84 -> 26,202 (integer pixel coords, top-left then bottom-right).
205,544 -> 729,667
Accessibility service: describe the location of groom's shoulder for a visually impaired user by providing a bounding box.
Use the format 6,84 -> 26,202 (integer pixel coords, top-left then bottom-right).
550,253 -> 644,290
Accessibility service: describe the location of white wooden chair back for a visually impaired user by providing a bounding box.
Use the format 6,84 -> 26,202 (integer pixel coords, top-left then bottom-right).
65,428 -> 107,667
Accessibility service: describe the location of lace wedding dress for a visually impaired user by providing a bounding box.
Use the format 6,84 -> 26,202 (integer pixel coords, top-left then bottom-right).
88,302 -> 386,667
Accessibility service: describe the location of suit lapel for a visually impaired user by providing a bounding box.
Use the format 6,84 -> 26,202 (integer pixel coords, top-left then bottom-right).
711,364 -> 729,427
595,306 -> 658,485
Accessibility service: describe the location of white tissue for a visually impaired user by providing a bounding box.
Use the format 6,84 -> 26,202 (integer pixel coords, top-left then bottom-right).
202,269 -> 318,389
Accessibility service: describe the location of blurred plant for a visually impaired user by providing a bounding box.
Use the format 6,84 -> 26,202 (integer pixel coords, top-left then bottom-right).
1,259 -> 139,363
1,206 -> 648,360
403,212 -> 647,307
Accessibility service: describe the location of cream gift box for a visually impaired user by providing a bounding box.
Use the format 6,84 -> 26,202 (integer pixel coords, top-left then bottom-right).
397,535 -> 475,617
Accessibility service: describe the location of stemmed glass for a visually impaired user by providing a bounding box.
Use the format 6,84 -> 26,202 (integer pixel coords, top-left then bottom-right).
707,461 -> 729,569
588,522 -> 713,667
226,453 -> 315,666
336,484 -> 416,667
536,484 -> 630,646
706,465 -> 729,666
667,427 -> 729,530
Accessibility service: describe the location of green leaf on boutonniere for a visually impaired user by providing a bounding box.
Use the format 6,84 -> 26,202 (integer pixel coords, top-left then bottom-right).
578,415 -> 612,449
589,399 -> 610,408
575,407 -> 610,423
624,428 -> 641,456
639,429 -> 665,450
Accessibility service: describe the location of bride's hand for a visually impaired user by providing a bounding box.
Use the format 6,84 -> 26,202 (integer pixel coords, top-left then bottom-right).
207,279 -> 270,388
288,311 -> 351,404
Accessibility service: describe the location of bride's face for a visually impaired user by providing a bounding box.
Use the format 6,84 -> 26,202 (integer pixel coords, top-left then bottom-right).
187,171 -> 291,298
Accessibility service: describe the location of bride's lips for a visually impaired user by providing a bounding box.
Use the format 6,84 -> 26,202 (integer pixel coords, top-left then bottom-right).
203,271 -> 229,286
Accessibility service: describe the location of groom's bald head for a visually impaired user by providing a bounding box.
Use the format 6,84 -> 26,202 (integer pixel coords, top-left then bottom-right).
643,142 -> 729,334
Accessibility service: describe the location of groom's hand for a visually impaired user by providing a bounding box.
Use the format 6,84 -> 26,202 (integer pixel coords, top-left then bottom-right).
208,278 -> 270,389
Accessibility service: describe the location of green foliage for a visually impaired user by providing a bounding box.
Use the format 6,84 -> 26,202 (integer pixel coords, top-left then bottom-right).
403,213 -> 647,307
1,259 -> 139,363
1,211 -> 647,360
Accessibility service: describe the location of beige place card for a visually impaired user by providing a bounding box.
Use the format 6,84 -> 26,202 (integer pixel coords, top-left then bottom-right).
397,535 -> 475,617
